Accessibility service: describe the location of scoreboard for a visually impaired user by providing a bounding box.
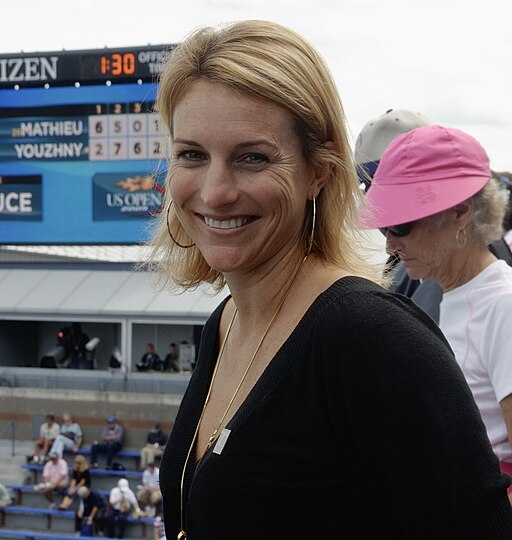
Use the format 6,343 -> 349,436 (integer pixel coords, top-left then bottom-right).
0,45 -> 174,244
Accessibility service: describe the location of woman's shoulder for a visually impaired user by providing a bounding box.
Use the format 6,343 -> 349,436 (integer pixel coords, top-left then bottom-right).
307,275 -> 449,351
313,275 -> 432,325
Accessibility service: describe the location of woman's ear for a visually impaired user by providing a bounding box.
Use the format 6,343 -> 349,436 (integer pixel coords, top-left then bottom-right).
308,141 -> 335,199
453,199 -> 474,227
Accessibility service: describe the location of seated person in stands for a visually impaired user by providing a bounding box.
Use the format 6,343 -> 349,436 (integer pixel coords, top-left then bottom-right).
58,454 -> 91,510
34,450 -> 69,508
106,478 -> 142,539
75,485 -> 105,536
163,342 -> 179,372
29,414 -> 60,464
49,412 -> 83,458
0,482 -> 12,507
90,415 -> 124,469
140,422 -> 167,470
136,343 -> 161,371
137,462 -> 162,517
153,510 -> 166,540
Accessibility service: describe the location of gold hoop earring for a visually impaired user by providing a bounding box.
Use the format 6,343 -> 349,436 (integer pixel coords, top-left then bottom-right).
166,201 -> 195,249
306,197 -> 316,256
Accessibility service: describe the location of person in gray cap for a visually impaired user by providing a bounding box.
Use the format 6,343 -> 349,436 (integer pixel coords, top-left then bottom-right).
355,109 -> 512,322
89,415 -> 124,469
355,109 -> 432,192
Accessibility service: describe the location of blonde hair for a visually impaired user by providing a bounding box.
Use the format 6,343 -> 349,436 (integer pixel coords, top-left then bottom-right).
146,20 -> 380,290
74,454 -> 88,470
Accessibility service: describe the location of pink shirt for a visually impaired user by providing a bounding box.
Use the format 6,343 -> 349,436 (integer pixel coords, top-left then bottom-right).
43,458 -> 69,485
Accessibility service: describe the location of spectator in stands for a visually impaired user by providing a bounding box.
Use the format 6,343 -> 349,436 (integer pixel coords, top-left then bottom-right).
163,342 -> 179,372
58,454 -> 91,510
136,343 -> 161,372
75,485 -> 105,537
0,482 -> 12,507
137,462 -> 162,517
90,415 -> 124,469
34,450 -> 68,508
140,423 -> 167,470
29,414 -> 60,464
153,510 -> 166,540
362,125 -> 512,500
106,478 -> 142,539
50,412 -> 83,459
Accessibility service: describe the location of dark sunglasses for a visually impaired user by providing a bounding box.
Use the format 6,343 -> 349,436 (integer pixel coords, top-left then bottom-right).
379,222 -> 414,237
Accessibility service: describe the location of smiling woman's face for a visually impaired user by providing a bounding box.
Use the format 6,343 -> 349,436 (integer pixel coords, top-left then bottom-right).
168,79 -> 318,276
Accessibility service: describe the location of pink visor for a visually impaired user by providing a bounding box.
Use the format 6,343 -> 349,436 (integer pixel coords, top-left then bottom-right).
360,125 -> 491,228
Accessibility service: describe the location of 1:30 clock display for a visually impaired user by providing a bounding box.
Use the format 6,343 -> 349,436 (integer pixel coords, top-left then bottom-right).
100,53 -> 136,76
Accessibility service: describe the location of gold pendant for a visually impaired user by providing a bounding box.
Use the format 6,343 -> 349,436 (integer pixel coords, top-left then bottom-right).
177,531 -> 187,539
206,429 -> 218,450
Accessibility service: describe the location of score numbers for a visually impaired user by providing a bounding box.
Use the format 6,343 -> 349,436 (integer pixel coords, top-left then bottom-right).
88,102 -> 164,161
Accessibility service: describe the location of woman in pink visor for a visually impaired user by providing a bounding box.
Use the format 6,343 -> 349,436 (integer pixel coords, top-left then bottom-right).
363,125 -> 512,500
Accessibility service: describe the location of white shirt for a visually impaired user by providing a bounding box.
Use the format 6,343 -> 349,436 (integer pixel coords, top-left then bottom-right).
109,486 -> 138,511
142,466 -> 160,489
440,260 -> 512,462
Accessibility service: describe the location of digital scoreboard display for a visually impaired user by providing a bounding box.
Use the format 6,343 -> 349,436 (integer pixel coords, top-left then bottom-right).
0,45 -> 174,244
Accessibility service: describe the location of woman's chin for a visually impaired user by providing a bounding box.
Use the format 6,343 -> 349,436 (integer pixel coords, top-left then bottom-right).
202,248 -> 245,275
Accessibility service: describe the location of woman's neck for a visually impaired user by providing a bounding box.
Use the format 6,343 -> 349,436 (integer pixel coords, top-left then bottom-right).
439,243 -> 497,292
223,253 -> 349,336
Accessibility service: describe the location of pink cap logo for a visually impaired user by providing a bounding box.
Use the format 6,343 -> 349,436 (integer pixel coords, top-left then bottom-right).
416,185 -> 436,204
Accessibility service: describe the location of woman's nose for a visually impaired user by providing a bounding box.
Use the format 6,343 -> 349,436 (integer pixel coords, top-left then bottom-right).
200,161 -> 238,208
385,231 -> 403,256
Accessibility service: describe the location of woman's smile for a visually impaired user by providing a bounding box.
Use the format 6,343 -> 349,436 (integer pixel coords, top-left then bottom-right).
200,214 -> 257,230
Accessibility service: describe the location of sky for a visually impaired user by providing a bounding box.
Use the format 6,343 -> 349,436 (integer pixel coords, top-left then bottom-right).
1,0 -> 511,171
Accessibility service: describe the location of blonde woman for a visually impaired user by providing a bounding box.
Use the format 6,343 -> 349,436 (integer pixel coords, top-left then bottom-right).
150,20 -> 512,539
58,454 -> 90,510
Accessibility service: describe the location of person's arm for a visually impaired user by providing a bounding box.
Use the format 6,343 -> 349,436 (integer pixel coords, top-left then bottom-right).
500,394 -> 512,448
153,518 -> 162,540
67,477 -> 77,493
114,424 -> 123,443
485,296 -> 512,447
109,488 -> 118,506
56,473 -> 67,487
87,505 -> 98,523
41,463 -> 49,484
130,491 -> 141,516
500,395 -> 512,504
100,426 -> 109,442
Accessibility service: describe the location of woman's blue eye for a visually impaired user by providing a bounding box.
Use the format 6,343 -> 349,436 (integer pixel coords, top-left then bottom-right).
177,150 -> 203,160
243,153 -> 268,163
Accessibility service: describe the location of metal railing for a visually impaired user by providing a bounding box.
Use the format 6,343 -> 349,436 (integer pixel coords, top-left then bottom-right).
0,368 -> 191,395
0,419 -> 16,456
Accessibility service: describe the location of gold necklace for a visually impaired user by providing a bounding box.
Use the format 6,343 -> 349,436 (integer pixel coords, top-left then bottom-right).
177,254 -> 308,540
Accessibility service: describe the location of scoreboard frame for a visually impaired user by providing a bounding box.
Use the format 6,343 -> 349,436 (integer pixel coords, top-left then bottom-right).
0,44 -> 174,88
0,45 -> 175,245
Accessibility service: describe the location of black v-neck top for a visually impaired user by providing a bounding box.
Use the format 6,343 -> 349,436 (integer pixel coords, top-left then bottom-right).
160,277 -> 512,539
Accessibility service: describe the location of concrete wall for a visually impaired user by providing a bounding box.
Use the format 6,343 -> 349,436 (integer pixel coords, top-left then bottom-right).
0,387 -> 181,449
